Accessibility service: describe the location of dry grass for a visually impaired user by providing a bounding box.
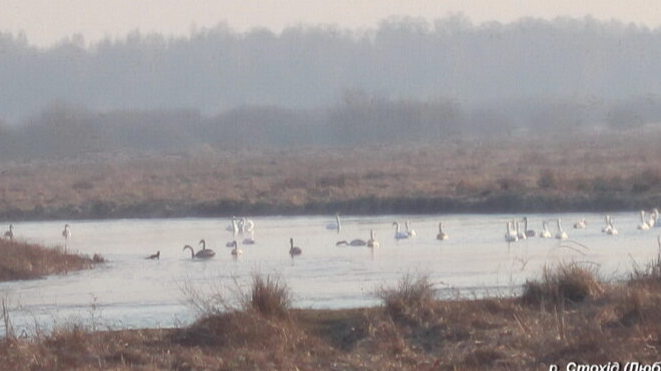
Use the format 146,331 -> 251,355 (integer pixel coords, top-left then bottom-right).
376,274 -> 436,326
521,262 -> 603,307
1,130 -> 661,218
242,274 -> 292,318
630,252 -> 661,287
182,273 -> 292,318
4,262 -> 661,370
0,239 -> 104,281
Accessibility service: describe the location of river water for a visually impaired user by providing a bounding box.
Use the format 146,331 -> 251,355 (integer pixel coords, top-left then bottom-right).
1,213 -> 659,334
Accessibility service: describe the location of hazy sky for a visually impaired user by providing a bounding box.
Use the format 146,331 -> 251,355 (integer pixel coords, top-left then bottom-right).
2,0 -> 661,47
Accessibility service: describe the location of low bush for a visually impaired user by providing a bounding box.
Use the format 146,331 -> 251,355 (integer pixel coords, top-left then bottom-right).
0,239 -> 104,281
522,262 -> 603,307
243,274 -> 292,318
375,274 -> 436,325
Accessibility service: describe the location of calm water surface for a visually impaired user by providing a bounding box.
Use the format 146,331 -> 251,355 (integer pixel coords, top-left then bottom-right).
1,213 -> 659,334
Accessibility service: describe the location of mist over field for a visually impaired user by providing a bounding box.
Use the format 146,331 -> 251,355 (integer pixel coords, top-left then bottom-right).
2,15 -> 661,158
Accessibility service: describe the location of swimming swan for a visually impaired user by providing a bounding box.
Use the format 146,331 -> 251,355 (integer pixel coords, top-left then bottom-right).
336,239 -> 367,246
239,218 -> 255,233
183,244 -> 216,259
602,215 -> 613,233
606,217 -> 618,235
242,231 -> 256,245
405,220 -> 416,237
289,238 -> 302,256
3,224 -> 13,241
516,221 -> 527,240
523,217 -> 535,238
505,220 -> 518,243
393,222 -> 410,240
573,219 -> 587,229
639,210 -> 650,231
326,214 -> 341,233
539,221 -> 552,238
650,208 -> 659,228
62,224 -> 71,242
230,241 -> 243,256
226,217 -> 238,234
555,219 -> 568,240
437,222 -> 449,240
367,230 -> 379,248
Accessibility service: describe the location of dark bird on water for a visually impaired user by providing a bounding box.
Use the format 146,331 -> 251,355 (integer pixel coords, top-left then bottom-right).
289,238 -> 302,256
146,251 -> 160,260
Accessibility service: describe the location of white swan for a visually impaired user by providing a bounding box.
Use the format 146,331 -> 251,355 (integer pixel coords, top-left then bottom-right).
606,217 -> 618,235
236,217 -> 255,234
326,214 -> 341,233
573,218 -> 587,229
367,230 -> 379,248
539,221 -> 552,238
505,221 -> 518,243
405,220 -> 416,237
393,222 -> 410,240
516,221 -> 527,240
555,219 -> 568,240
638,210 -> 650,231
225,217 -> 238,234
62,224 -> 71,250
437,222 -> 449,240
650,208 -> 659,228
289,238 -> 302,256
602,215 -> 612,233
3,224 -> 13,241
242,218 -> 255,233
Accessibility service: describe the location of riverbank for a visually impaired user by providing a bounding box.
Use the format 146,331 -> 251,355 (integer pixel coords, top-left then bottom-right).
0,239 -> 104,281
2,192 -> 661,221
1,132 -> 661,221
0,263 -> 659,370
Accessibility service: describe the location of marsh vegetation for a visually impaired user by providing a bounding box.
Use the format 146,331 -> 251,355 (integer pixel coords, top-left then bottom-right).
0,238 -> 104,281
1,129 -> 661,220
2,264 -> 661,370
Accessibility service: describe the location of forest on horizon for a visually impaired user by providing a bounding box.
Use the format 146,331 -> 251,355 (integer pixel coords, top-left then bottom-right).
2,15 -> 661,159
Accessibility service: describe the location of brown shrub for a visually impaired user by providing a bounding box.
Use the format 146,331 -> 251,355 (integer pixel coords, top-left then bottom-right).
376,274 -> 436,325
0,239 -> 104,281
522,263 -> 603,307
243,274 -> 292,318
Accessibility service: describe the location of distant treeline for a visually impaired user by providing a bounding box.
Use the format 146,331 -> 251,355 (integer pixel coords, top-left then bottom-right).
3,15 -> 661,158
1,93 -> 661,159
2,15 -> 661,121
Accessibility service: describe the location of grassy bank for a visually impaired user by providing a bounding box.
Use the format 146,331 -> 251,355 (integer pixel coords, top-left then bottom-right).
2,262 -> 661,370
2,193 -> 661,221
1,131 -> 661,220
0,239 -> 104,281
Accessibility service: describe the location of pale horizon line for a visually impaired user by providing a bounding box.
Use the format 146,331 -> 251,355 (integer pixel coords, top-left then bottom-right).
2,12 -> 659,50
